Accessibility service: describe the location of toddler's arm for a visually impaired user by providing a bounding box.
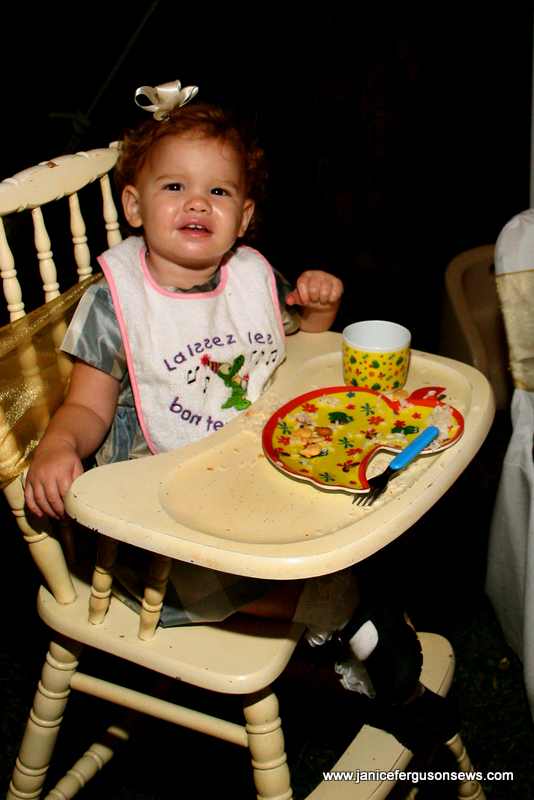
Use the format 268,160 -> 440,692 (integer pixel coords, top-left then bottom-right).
285,270 -> 344,332
25,360 -> 120,519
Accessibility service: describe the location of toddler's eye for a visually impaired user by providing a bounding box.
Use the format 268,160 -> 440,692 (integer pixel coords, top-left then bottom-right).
164,183 -> 184,191
211,187 -> 229,196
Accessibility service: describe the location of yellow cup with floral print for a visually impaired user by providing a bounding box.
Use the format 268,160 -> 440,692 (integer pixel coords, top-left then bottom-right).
343,320 -> 411,393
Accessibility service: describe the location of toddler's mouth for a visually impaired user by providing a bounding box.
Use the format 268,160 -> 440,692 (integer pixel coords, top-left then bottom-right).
182,223 -> 210,233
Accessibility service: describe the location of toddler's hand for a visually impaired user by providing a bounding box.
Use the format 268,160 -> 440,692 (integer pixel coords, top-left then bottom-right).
285,270 -> 344,310
25,441 -> 84,520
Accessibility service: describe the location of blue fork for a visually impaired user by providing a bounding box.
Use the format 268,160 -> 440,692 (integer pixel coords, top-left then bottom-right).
353,426 -> 440,506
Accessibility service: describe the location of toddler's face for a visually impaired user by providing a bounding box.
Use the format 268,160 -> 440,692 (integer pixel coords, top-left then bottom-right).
122,133 -> 254,286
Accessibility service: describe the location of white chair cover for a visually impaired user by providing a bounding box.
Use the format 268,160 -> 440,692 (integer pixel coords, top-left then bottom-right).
486,209 -> 534,720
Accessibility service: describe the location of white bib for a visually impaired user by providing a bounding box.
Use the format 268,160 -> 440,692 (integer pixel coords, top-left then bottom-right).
98,237 -> 286,453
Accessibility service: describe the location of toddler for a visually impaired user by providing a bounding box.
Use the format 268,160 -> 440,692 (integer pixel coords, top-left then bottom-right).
25,80 -> 458,751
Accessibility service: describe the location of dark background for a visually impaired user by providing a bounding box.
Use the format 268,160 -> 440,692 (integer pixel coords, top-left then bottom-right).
2,0 -> 532,349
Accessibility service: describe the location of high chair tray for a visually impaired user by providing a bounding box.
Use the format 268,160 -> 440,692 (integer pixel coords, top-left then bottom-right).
66,331 -> 494,580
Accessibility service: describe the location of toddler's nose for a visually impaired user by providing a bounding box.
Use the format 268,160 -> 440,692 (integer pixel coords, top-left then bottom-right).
185,193 -> 211,213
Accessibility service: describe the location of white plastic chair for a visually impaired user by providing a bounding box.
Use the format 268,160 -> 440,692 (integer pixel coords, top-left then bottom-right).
0,147 -> 484,800
486,209 -> 534,725
439,245 -> 513,410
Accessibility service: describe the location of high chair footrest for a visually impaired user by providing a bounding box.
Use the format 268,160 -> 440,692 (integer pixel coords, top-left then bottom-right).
305,632 -> 455,800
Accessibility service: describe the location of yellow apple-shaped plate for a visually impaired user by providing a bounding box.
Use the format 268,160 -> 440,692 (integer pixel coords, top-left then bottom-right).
262,385 -> 464,497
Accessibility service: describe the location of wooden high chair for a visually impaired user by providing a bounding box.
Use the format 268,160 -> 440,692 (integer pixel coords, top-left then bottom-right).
1,147 -> 485,800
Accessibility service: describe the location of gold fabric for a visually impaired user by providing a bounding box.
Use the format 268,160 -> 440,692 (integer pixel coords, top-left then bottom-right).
0,274 -> 103,488
495,269 -> 534,391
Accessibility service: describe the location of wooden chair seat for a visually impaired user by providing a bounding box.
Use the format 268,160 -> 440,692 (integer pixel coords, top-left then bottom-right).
38,570 -> 305,695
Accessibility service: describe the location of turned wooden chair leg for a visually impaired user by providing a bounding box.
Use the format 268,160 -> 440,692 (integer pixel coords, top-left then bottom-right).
446,733 -> 486,800
138,553 -> 172,640
42,711 -> 136,800
56,516 -> 77,567
88,535 -> 119,624
243,687 -> 292,800
4,474 -> 76,605
7,636 -> 82,800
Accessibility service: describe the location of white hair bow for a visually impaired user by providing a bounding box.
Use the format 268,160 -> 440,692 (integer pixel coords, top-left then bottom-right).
134,80 -> 199,121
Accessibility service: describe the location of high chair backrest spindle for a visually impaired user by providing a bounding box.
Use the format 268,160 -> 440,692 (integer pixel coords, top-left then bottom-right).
0,147 -> 121,321
0,146 -> 122,606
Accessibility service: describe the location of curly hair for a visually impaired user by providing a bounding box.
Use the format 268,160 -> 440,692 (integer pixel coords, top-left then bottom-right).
114,101 -> 268,238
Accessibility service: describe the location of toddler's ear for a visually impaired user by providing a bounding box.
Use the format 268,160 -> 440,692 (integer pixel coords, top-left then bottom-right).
237,198 -> 255,238
122,186 -> 143,228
